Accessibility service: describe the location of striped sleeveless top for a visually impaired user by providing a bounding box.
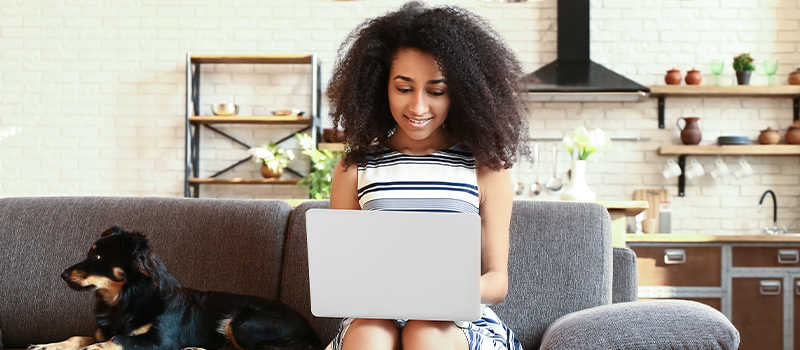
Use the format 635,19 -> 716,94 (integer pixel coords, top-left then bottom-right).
356,142 -> 480,214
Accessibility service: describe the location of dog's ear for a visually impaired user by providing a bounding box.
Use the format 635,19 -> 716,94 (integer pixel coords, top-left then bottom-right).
100,225 -> 122,237
120,231 -> 149,257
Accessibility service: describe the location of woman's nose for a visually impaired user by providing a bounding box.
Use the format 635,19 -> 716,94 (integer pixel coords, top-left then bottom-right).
409,91 -> 429,116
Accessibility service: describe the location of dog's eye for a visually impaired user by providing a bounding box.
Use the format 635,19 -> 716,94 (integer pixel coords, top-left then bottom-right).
92,254 -> 102,261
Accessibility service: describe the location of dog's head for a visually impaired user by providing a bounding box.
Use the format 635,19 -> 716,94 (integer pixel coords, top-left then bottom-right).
61,226 -> 153,301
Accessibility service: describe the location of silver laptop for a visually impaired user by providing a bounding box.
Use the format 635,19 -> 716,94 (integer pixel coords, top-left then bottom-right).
306,209 -> 482,321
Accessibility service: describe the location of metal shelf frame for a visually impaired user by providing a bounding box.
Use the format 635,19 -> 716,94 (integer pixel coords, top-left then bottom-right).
184,53 -> 322,198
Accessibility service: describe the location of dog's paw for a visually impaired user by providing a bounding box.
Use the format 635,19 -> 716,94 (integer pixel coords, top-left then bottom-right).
29,337 -> 96,350
79,342 -> 122,350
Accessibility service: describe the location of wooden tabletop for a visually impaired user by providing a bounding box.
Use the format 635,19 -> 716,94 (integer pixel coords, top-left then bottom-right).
627,233 -> 800,243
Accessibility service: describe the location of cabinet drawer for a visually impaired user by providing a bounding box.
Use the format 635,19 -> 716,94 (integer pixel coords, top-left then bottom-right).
630,245 -> 721,287
732,246 -> 800,267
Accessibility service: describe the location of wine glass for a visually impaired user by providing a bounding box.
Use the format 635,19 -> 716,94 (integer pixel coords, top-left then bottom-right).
710,59 -> 725,86
764,59 -> 778,86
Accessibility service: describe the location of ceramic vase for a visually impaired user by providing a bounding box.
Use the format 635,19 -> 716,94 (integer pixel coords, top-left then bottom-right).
260,165 -> 284,179
560,160 -> 596,202
665,68 -> 682,85
786,120 -> 800,145
677,117 -> 702,145
789,68 -> 800,85
685,68 -> 702,85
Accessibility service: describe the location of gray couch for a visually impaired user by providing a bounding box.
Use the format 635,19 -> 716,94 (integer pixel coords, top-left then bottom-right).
0,197 -> 739,350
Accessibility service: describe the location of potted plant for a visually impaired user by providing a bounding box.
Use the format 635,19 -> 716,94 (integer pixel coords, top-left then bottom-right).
296,133 -> 343,199
247,143 -> 294,178
560,126 -> 612,202
733,53 -> 755,85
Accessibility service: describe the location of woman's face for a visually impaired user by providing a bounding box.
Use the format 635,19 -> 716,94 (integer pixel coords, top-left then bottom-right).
387,48 -> 451,142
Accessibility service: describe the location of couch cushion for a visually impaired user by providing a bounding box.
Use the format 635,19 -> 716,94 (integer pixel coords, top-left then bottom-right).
0,197 -> 292,349
540,300 -> 739,349
492,200 -> 613,350
279,200 -> 343,345
612,246 -> 638,303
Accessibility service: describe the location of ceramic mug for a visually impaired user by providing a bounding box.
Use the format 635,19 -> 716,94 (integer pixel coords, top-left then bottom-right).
734,158 -> 754,178
710,158 -> 730,179
662,158 -> 682,179
684,157 -> 705,180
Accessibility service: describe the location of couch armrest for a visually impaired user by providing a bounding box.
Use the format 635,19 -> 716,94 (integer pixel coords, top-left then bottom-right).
540,300 -> 739,350
612,246 -> 638,303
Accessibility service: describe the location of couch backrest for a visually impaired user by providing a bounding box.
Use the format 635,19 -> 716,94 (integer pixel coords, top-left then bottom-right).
279,200 -> 342,344
0,197 -> 293,349
491,200 -> 613,350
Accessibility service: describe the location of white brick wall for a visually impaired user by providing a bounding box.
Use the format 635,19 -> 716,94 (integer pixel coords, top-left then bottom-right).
1,0 -> 799,234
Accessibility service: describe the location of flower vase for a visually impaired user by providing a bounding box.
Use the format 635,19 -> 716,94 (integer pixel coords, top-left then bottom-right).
260,165 -> 284,179
560,160 -> 596,202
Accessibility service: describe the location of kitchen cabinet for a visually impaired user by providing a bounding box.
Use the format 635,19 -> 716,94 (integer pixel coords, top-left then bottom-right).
628,234 -> 800,350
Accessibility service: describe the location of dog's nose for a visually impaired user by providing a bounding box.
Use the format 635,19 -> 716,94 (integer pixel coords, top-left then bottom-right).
61,270 -> 72,280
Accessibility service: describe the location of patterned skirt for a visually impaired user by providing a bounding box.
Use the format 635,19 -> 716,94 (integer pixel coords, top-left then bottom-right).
325,306 -> 523,350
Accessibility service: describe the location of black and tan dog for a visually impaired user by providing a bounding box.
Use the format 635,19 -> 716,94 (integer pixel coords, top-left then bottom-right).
29,226 -> 321,350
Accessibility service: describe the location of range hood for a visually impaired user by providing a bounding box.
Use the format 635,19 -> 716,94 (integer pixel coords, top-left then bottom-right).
523,0 -> 650,102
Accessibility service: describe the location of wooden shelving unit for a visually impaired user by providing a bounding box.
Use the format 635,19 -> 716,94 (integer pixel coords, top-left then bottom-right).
659,144 -> 800,197
648,85 -> 800,129
318,142 -> 345,152
184,53 -> 322,198
189,116 -> 311,125
659,144 -> 800,156
188,178 -> 301,185
649,85 -> 800,97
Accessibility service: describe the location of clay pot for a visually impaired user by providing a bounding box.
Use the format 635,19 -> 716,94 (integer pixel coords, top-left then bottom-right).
677,117 -> 702,145
260,165 -> 284,179
789,68 -> 800,85
736,71 -> 752,85
685,68 -> 702,85
758,127 -> 781,145
322,128 -> 345,142
665,68 -> 682,85
786,120 -> 800,145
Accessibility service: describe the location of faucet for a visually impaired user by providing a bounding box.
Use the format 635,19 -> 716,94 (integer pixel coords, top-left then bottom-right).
759,190 -> 787,234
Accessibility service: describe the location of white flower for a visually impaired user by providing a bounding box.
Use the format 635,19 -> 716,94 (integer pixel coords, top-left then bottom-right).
562,126 -> 611,161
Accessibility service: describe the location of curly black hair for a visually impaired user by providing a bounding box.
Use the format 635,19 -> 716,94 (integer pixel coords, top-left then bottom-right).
327,1 -> 530,171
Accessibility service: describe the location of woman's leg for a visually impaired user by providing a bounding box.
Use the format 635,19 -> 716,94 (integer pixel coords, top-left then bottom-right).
341,319 -> 401,350
401,320 -> 469,350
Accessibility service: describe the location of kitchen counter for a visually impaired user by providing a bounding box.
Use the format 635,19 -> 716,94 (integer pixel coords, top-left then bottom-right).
626,233 -> 800,243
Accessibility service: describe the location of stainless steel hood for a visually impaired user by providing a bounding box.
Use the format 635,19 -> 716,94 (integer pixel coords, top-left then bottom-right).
523,0 -> 650,102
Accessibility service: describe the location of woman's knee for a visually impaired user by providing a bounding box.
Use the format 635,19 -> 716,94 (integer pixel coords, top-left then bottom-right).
342,319 -> 400,350
402,320 -> 468,350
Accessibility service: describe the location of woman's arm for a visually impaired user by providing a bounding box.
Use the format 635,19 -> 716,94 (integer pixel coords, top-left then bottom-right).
476,165 -> 513,305
330,159 -> 362,210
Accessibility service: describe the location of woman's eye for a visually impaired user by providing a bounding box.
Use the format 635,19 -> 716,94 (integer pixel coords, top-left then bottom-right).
429,91 -> 445,96
397,88 -> 412,93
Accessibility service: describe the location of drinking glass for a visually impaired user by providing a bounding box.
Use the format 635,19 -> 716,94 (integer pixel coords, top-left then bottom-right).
710,59 -> 725,86
764,59 -> 778,86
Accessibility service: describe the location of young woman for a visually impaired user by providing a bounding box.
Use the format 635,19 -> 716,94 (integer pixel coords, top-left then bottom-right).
326,2 -> 529,350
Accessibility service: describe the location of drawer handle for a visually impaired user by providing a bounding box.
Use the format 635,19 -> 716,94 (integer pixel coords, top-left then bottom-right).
760,280 -> 782,295
664,249 -> 686,264
778,249 -> 799,264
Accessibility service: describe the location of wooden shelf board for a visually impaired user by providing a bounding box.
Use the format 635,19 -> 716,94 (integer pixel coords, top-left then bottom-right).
190,54 -> 313,64
659,144 -> 800,155
189,178 -> 301,185
649,85 -> 800,97
189,116 -> 311,125
626,233 -> 800,243
318,142 -> 345,152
